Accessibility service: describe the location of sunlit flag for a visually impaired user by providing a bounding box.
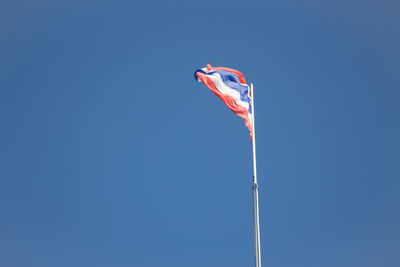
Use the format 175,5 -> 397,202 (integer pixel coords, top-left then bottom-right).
193,63 -> 262,267
194,63 -> 253,139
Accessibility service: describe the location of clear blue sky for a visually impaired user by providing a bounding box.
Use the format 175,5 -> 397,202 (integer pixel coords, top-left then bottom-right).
1,1 -> 399,266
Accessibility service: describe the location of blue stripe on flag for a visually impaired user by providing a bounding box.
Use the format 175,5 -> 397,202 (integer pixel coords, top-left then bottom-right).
213,70 -> 251,111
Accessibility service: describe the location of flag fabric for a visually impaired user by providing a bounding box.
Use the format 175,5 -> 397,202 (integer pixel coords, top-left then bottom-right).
194,63 -> 253,139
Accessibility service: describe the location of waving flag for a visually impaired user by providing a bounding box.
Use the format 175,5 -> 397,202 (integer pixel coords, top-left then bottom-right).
193,64 -> 262,267
194,63 -> 253,139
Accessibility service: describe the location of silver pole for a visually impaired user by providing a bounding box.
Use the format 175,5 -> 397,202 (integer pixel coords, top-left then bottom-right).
250,83 -> 262,267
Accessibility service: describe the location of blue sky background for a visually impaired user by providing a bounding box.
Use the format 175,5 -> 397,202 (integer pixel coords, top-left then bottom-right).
1,1 -> 399,266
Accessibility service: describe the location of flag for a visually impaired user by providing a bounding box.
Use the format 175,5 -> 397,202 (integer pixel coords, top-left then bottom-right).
194,63 -> 253,139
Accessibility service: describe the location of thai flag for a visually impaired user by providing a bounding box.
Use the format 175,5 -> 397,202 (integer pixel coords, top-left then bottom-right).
194,63 -> 253,139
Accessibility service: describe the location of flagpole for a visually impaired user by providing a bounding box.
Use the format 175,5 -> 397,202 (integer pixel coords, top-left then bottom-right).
250,83 -> 262,267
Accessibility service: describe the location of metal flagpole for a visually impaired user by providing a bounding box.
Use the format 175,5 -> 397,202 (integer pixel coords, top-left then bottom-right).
250,83 -> 262,267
